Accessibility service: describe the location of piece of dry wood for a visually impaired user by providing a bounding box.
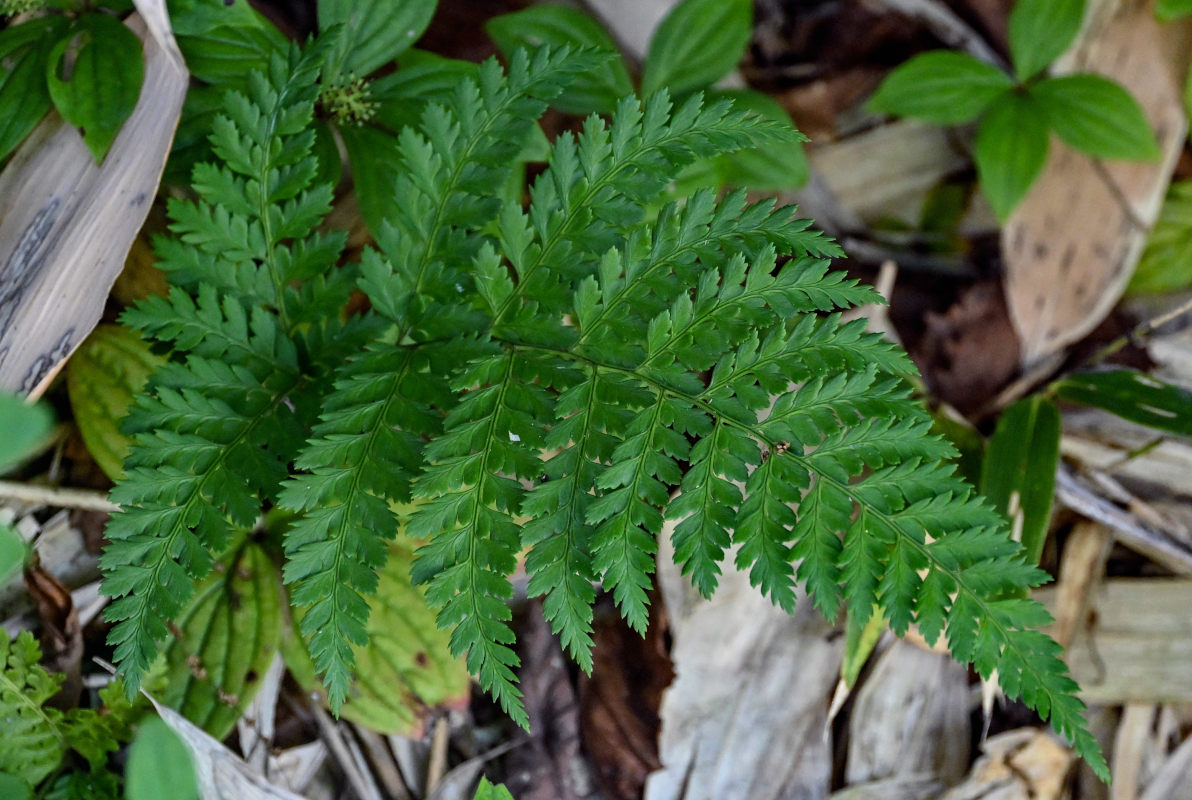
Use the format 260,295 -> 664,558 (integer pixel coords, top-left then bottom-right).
1037,578 -> 1192,704
1062,409 -> 1192,500
829,776 -> 946,800
645,537 -> 843,800
939,729 -> 1073,800
1112,703 -> 1155,800
583,0 -> 679,63
1053,521 -> 1114,650
0,8 -> 186,396
803,120 -> 970,228
1054,466 -> 1192,575
845,639 -> 971,785
1138,730 -> 1192,800
1001,0 -> 1188,370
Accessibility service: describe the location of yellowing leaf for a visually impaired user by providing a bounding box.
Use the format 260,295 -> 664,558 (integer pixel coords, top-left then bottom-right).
66,324 -> 165,481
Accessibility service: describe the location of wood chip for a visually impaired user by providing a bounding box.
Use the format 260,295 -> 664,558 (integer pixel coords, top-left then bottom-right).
1037,578 -> 1192,704
845,640 -> 970,785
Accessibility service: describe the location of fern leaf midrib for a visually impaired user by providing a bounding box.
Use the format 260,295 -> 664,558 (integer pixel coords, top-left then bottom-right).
256,95 -> 295,332
532,362 -> 599,668
295,362 -> 409,706
397,85 -> 541,342
115,371 -> 305,692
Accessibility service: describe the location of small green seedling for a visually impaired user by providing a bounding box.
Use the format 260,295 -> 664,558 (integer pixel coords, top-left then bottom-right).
868,0 -> 1159,221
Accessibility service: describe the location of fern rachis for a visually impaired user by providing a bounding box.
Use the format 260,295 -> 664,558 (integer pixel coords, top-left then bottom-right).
99,40 -> 1108,778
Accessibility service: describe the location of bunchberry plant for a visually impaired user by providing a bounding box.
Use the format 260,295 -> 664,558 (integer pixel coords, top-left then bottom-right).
868,0 -> 1159,221
98,38 -> 1108,778
0,2 -> 144,163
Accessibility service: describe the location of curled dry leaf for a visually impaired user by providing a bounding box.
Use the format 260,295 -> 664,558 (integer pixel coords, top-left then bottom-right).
0,7 -> 186,397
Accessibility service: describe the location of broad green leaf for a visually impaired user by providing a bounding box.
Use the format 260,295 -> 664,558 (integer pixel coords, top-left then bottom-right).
1008,0 -> 1085,80
867,51 -> 1013,124
1129,181 -> 1192,295
0,524 -> 25,587
168,0 -> 283,85
1032,74 -> 1160,162
1158,0 -> 1192,20
340,123 -> 404,236
45,14 -> 144,163
642,0 -> 751,98
0,774 -> 30,800
66,325 -> 166,482
372,49 -> 480,132
124,717 -> 199,800
710,89 -> 809,190
283,521 -> 470,734
160,543 -> 282,740
1054,369 -> 1192,437
975,91 -> 1050,222
979,396 -> 1060,568
318,0 -> 437,81
486,5 -> 632,115
176,23 -> 282,85
0,394 -> 53,475
473,777 -> 517,800
0,19 -> 65,163
842,605 -> 885,688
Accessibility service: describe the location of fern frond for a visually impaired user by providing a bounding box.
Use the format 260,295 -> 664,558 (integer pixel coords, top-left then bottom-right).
104,41 -> 344,698
278,344 -> 450,709
0,632 -> 66,787
0,633 -> 132,790
98,41 -> 1108,778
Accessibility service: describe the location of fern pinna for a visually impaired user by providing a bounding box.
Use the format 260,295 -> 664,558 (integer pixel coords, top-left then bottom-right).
99,41 -> 1107,776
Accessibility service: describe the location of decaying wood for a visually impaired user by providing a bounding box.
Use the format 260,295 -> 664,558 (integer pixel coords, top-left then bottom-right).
646,537 -> 843,800
829,776 -> 945,800
1055,466 -> 1192,574
1111,703 -> 1155,800
939,730 -> 1073,800
1138,729 -> 1192,800
0,8 -> 186,397
1062,408 -> 1192,499
1002,0 -> 1188,370
804,120 -> 970,228
1053,521 -> 1114,650
1037,578 -> 1192,704
845,640 -> 970,785
0,509 -> 98,629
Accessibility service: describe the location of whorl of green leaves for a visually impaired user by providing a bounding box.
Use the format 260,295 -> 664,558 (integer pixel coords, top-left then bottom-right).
99,39 -> 1106,777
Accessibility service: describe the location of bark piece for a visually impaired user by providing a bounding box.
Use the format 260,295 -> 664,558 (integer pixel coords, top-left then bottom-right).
845,640 -> 970,785
645,537 -> 843,800
1036,578 -> 1192,704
